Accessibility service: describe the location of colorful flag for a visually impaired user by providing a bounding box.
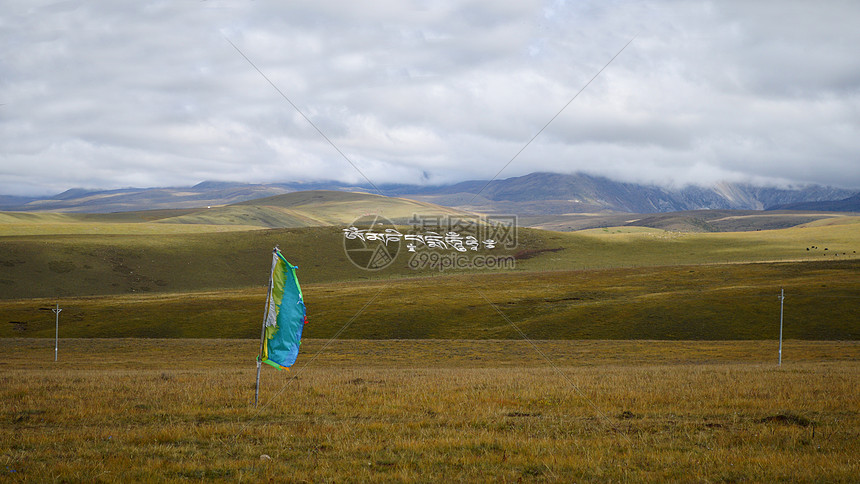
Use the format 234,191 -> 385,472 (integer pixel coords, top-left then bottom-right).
260,250 -> 307,370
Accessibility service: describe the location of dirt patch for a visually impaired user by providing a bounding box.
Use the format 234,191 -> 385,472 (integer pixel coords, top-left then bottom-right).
758,413 -> 811,427
48,260 -> 76,273
506,411 -> 539,418
513,247 -> 564,260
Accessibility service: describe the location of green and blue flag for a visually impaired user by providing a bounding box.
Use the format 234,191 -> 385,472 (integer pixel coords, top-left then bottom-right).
261,250 -> 307,370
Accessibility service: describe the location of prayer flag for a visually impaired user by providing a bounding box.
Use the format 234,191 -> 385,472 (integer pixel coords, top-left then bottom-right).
260,249 -> 307,370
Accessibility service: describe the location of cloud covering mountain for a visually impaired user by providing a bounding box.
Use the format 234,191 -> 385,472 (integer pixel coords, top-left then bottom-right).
3,172 -> 855,215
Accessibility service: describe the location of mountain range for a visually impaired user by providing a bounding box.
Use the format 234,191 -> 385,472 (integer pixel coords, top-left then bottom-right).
390,173 -> 858,215
1,172 -> 857,215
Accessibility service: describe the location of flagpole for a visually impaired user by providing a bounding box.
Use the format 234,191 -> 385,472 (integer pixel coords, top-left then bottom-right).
255,246 -> 279,407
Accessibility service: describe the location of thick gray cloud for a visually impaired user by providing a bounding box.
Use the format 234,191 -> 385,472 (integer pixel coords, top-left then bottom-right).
1,0 -> 859,196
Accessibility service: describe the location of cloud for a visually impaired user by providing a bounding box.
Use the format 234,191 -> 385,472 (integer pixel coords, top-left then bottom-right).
1,0 -> 859,196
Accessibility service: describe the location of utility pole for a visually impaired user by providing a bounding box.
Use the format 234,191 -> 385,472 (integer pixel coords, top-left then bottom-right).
40,303 -> 63,361
778,289 -> 784,366
53,303 -> 62,362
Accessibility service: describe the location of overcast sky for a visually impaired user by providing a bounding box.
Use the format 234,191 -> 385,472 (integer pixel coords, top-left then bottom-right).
2,0 -> 859,196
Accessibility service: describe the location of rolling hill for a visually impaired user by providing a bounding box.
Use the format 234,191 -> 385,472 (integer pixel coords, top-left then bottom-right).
2,211 -> 858,299
168,190 -> 473,227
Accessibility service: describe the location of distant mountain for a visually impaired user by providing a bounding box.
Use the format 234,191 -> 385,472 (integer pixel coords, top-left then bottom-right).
0,183 -> 297,213
1,172 -> 855,215
0,194 -> 38,207
767,192 -> 860,212
391,173 -> 856,215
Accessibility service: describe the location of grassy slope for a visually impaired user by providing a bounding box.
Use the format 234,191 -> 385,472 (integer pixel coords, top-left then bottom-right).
0,221 -> 264,236
153,190 -> 473,227
0,227 -> 352,298
0,208 -> 207,224
522,221 -> 860,270
3,260 -> 857,340
2,219 -> 858,299
151,205 -> 327,229
0,190 -> 474,232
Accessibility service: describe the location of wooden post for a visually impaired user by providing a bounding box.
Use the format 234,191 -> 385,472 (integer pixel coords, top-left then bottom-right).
778,288 -> 784,366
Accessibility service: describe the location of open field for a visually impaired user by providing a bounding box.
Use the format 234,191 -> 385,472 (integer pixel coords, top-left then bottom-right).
1,339 -> 857,482
3,260 -> 857,340
2,197 -> 858,481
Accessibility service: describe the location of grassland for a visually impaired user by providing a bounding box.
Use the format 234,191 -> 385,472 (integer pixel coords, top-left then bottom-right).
2,339 -> 857,482
2,195 -> 858,481
2,218 -> 858,299
3,260 -> 857,340
2,211 -> 857,340
524,220 -> 860,271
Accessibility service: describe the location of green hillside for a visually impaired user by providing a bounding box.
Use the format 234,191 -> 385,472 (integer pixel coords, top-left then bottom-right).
3,260 -> 857,340
1,227 -> 353,298
520,220 -> 860,271
1,219 -> 858,299
151,204 -> 327,228
0,209 -> 241,235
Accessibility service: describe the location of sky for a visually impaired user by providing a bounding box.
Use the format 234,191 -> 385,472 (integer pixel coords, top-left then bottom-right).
1,0 -> 859,196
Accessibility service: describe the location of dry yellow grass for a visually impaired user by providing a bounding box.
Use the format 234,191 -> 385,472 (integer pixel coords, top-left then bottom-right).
2,339 -> 857,482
